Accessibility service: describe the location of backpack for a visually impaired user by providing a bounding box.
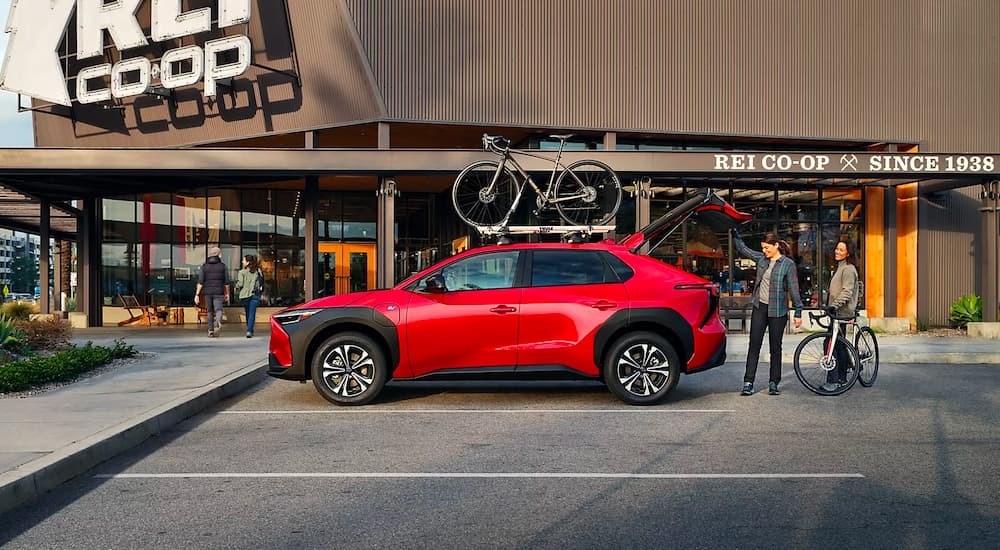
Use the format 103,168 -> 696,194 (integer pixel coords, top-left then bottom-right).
253,271 -> 264,295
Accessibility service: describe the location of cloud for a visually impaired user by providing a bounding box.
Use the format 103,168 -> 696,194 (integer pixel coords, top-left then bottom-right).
0,0 -> 37,147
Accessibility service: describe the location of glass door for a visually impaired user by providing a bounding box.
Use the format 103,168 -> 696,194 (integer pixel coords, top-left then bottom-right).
317,242 -> 376,296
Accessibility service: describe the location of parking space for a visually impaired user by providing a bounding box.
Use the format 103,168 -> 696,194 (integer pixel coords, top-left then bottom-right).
2,362 -> 998,549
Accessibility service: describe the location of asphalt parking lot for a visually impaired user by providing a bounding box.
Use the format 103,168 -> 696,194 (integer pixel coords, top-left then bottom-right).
2,360 -> 998,549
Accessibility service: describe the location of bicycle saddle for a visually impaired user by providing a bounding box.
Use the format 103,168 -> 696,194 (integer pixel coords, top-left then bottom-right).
549,134 -> 575,141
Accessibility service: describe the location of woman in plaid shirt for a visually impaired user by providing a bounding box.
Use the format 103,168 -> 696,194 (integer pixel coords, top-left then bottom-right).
733,231 -> 804,396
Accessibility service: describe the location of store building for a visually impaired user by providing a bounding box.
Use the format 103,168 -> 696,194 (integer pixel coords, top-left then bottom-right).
0,0 -> 997,328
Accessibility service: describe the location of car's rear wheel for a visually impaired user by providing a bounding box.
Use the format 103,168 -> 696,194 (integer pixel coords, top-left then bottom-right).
603,332 -> 680,405
311,332 -> 387,405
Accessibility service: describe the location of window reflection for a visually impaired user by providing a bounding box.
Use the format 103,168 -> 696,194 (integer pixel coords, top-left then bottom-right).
101,184 -> 306,309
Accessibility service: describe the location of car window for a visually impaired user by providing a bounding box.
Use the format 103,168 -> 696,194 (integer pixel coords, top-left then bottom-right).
438,251 -> 519,291
530,250 -> 616,287
601,252 -> 634,282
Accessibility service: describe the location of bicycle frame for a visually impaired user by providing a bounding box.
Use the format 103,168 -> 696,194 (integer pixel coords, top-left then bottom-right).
809,311 -> 859,369
483,136 -> 589,217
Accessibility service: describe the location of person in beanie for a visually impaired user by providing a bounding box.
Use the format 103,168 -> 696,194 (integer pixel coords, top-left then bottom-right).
195,246 -> 230,337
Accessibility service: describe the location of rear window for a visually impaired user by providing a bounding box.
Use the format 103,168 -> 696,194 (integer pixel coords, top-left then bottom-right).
530,250 -> 621,287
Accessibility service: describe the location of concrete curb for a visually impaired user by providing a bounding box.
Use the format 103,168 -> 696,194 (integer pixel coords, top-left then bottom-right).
0,361 -> 266,516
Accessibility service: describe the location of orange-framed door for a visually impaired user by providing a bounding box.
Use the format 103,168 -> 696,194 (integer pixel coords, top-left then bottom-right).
317,242 -> 377,296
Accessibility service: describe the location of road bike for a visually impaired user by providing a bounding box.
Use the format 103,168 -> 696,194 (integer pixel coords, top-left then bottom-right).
452,134 -> 623,228
793,310 -> 880,396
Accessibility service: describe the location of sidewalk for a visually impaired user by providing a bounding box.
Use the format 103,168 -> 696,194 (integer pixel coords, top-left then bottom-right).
1,327 -> 997,514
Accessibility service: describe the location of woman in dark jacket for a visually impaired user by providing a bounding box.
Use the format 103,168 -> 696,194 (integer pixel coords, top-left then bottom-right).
733,231 -> 804,396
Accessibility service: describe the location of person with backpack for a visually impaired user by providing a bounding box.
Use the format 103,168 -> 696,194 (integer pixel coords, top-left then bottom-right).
235,254 -> 264,338
195,246 -> 230,338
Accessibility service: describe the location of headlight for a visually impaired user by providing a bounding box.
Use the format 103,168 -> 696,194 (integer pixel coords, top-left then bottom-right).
273,309 -> 322,325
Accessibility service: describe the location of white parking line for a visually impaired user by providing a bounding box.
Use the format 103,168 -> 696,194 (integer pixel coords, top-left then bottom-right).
94,472 -> 864,479
218,409 -> 736,414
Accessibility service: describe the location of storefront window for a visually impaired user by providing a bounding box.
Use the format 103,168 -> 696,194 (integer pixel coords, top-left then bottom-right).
101,187 -> 306,309
103,198 -> 136,241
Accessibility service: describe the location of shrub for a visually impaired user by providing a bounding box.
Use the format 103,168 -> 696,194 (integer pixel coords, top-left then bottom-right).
0,338 -> 137,393
0,300 -> 38,321
0,315 -> 25,351
949,294 -> 982,328
14,316 -> 73,351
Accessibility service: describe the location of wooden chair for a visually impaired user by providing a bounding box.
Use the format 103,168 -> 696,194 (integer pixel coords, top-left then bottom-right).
196,302 -> 209,325
117,294 -> 158,326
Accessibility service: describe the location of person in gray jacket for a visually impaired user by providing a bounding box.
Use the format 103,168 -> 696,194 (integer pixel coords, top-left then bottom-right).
822,240 -> 860,391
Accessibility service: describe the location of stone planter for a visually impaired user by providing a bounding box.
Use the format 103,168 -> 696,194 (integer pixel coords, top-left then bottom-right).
967,322 -> 1000,339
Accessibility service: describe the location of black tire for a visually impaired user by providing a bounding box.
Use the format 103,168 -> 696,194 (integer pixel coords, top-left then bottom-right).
311,332 -> 387,405
553,160 -> 622,226
603,331 -> 680,405
452,160 -> 518,227
855,326 -> 880,387
793,332 -> 860,396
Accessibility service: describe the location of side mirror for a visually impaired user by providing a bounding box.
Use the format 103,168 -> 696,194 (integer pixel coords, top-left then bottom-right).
424,274 -> 447,294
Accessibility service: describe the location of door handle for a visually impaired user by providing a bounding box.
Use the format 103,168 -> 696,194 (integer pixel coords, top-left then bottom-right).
588,300 -> 617,311
489,305 -> 517,314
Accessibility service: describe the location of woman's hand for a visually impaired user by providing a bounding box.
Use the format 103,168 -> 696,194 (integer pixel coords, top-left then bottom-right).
793,317 -> 802,328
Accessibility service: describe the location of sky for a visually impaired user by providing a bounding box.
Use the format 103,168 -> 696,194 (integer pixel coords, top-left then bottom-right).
0,0 -> 36,147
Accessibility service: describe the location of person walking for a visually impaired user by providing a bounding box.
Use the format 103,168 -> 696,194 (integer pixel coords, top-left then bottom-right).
235,254 -> 264,338
733,230 -> 804,396
821,240 -> 860,392
195,246 -> 230,338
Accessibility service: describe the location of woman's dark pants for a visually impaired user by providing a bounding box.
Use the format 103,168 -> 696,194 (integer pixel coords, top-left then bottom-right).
744,304 -> 789,385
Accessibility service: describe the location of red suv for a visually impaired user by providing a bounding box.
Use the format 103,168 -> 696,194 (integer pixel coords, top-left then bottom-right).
268,189 -> 750,405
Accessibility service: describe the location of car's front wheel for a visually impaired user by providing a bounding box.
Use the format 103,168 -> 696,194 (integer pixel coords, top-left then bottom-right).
311,332 -> 387,405
603,332 -> 680,405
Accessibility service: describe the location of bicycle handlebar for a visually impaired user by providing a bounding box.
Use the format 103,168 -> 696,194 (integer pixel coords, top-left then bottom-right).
482,134 -> 511,154
808,310 -> 860,330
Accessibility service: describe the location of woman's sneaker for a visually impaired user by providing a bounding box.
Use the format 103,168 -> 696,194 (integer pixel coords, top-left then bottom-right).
768,382 -> 781,395
740,382 -> 755,396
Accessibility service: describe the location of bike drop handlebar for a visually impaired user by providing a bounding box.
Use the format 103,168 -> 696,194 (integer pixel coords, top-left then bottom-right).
808,310 -> 858,330
482,134 -> 511,154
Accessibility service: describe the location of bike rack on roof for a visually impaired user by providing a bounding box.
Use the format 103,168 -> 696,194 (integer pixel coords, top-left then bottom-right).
476,224 -> 617,244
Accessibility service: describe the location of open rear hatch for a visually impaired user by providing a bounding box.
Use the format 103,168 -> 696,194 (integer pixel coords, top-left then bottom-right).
619,188 -> 752,253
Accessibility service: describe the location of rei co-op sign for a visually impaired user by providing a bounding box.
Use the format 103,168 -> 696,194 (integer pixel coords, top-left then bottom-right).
711,153 -> 998,174
0,0 -> 251,106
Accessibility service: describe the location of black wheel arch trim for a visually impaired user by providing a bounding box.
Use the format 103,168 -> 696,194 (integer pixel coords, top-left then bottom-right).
284,307 -> 400,378
594,308 -> 695,366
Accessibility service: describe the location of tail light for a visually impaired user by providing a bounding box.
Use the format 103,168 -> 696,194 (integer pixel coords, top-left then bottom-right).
674,282 -> 720,328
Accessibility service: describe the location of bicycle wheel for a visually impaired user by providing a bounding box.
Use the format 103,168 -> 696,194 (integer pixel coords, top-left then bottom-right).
855,326 -> 880,387
552,160 -> 622,225
793,332 -> 860,396
452,160 -> 518,227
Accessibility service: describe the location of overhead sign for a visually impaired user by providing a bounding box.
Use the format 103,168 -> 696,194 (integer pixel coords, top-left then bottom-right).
0,0 -> 252,106
711,153 -> 997,174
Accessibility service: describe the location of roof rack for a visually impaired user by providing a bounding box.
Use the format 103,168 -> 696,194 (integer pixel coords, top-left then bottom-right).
475,224 -> 617,244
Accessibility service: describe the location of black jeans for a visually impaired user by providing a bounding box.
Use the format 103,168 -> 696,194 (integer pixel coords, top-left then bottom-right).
826,324 -> 850,383
744,304 -> 789,385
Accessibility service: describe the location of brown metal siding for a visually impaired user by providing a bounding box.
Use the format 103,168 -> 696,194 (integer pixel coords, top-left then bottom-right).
919,1 -> 1000,151
31,0 -> 1000,150
347,0 -> 933,142
919,187 -> 983,326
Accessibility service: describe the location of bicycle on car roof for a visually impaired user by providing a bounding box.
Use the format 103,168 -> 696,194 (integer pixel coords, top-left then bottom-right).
452,133 -> 623,229
793,309 -> 880,396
